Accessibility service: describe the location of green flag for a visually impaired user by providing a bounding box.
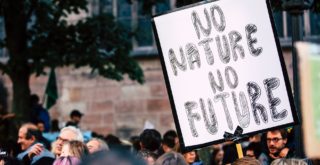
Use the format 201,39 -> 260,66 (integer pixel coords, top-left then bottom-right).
44,68 -> 58,110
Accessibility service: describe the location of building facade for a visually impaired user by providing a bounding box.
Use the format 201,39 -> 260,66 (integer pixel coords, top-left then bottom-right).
0,0 -> 319,139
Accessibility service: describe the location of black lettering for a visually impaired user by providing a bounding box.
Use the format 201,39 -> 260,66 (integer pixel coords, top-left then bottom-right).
246,24 -> 263,56
198,38 -> 214,65
214,92 -> 233,130
208,70 -> 224,94
232,91 -> 250,128
185,101 -> 201,137
169,48 -> 187,76
264,78 -> 288,121
225,66 -> 238,89
229,30 -> 245,61
247,82 -> 268,125
210,5 -> 226,32
191,9 -> 212,39
200,98 -> 218,135
216,35 -> 231,64
186,43 -> 201,70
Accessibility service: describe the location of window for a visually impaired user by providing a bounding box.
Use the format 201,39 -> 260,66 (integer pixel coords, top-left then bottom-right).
0,18 -> 8,62
272,10 -> 320,46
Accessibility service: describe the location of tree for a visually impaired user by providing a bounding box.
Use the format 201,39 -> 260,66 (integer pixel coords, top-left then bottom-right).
0,0 -> 144,124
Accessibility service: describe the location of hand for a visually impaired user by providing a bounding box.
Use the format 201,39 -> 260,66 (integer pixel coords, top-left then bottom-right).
27,143 -> 44,159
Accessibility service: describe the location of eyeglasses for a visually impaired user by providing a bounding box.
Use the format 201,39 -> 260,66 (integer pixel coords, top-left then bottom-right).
56,136 -> 69,144
267,138 -> 283,143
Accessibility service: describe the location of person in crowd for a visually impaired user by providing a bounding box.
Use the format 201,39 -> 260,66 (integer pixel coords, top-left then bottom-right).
30,94 -> 51,132
161,130 -> 178,153
231,156 -> 261,165
155,151 -> 188,165
138,129 -> 162,158
245,142 -> 268,165
137,150 -> 157,165
16,123 -> 55,165
130,136 -> 141,153
271,158 -> 308,165
65,110 -> 83,128
86,138 -> 109,154
265,129 -> 294,164
182,150 -> 203,165
53,140 -> 89,165
53,126 -> 84,157
210,145 -> 224,165
35,120 -> 45,133
80,150 -> 146,165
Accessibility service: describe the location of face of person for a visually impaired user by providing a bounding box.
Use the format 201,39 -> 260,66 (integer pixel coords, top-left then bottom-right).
17,127 -> 35,150
145,156 -> 155,165
37,123 -> 45,132
60,144 -> 71,157
54,130 -> 78,156
87,140 -> 100,154
267,131 -> 287,155
184,151 -> 196,164
215,150 -> 224,164
72,116 -> 81,124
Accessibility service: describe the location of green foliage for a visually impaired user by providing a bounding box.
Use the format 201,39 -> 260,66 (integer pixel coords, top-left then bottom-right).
1,0 -> 144,83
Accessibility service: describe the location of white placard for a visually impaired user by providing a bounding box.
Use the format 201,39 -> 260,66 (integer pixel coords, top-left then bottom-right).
152,0 -> 298,149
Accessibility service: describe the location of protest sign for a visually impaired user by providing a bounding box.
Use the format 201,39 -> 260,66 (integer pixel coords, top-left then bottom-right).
152,0 -> 299,149
297,42 -> 320,159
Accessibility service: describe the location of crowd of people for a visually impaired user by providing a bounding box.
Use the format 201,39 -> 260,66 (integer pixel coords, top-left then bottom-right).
0,95 -> 319,165
1,119 -> 319,165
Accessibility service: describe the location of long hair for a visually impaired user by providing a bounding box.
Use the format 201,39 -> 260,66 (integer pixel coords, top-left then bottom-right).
67,141 -> 89,158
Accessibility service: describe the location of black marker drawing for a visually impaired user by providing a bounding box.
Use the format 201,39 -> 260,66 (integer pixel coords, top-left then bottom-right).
208,70 -> 224,94
214,92 -> 233,130
247,82 -> 268,125
200,98 -> 218,135
264,78 -> 288,121
198,38 -> 215,65
169,48 -> 187,76
185,101 -> 201,137
229,31 -> 245,61
216,35 -> 231,64
246,24 -> 262,56
186,43 -> 201,70
210,5 -> 226,32
192,9 -> 212,40
225,66 -> 239,89
232,91 -> 250,128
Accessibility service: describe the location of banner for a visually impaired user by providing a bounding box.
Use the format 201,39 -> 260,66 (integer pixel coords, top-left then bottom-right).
296,42 -> 320,159
152,0 -> 298,149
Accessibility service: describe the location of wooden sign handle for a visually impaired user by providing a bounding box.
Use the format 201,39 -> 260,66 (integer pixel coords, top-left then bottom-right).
236,143 -> 244,158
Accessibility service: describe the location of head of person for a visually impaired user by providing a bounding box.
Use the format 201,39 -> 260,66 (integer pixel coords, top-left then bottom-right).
211,147 -> 224,165
155,152 -> 187,165
17,123 -> 40,150
270,158 -> 308,165
61,140 -> 89,158
54,126 -> 84,157
266,129 -> 288,156
137,150 -> 158,165
182,150 -> 197,164
80,150 -> 146,165
86,138 -> 109,154
139,129 -> 161,152
70,110 -> 83,124
245,142 -> 261,159
30,94 -> 40,106
162,130 -> 178,153
36,120 -> 46,132
231,156 -> 260,165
